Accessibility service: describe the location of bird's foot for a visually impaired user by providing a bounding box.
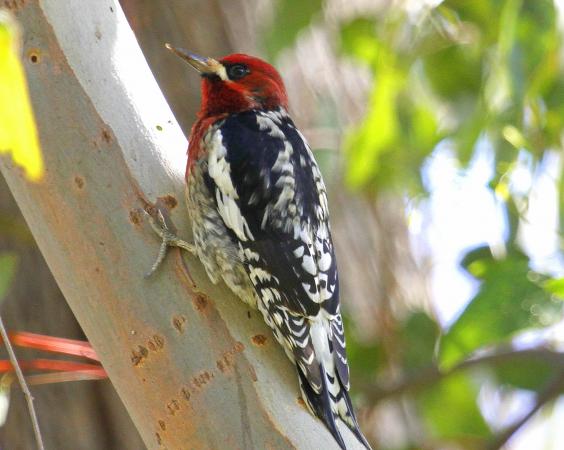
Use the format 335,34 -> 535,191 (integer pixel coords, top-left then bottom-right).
144,201 -> 195,278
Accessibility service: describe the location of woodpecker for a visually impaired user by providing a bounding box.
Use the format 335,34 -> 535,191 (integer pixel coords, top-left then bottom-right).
148,44 -> 371,450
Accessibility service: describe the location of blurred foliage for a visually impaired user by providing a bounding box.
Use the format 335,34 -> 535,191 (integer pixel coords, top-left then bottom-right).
339,0 -> 564,192
266,0 -> 564,448
417,371 -> 490,445
0,11 -> 43,181
544,276 -> 564,298
344,313 -> 385,382
336,1 -> 564,447
263,0 -> 323,59
492,351 -> 564,392
401,311 -> 440,375
340,17 -> 443,192
441,246 -> 561,368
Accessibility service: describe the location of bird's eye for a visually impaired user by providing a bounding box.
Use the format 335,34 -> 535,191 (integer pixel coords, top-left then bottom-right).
227,64 -> 250,80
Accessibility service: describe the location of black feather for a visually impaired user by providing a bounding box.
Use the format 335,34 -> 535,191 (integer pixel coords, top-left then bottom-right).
202,108 -> 371,449
298,363 -> 346,450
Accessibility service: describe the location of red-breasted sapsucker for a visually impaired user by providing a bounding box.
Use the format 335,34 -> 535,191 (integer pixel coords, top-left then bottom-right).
149,44 -> 371,450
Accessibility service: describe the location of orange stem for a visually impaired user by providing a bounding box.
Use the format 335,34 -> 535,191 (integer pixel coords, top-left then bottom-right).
3,331 -> 100,361
0,358 -> 106,377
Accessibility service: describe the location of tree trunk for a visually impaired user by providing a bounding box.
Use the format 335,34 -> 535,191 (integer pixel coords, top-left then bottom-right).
0,173 -> 144,450
0,1 -> 364,449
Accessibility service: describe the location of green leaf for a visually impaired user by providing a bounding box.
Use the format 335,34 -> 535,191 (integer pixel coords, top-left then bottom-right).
344,62 -> 403,189
401,311 -> 440,375
339,18 -> 379,64
440,247 -> 562,368
417,371 -> 490,445
440,1 -> 501,45
423,45 -> 483,101
0,253 -> 17,301
543,278 -> 564,300
454,111 -> 487,166
348,338 -> 384,382
340,19 -> 444,192
515,1 -> 557,89
493,351 -> 564,392
263,0 -> 323,59
538,74 -> 564,150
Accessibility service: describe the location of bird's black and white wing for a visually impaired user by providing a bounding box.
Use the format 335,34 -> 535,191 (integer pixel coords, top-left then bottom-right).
201,108 -> 369,449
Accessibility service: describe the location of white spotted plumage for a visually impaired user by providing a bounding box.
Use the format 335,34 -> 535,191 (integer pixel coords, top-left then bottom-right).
186,106 -> 370,449
206,130 -> 254,242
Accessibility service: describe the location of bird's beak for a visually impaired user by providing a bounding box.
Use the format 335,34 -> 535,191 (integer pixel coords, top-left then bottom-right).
165,43 -> 225,79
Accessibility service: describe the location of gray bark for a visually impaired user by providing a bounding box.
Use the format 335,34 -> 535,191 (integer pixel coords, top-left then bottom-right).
0,1 -> 364,449
0,172 -> 144,450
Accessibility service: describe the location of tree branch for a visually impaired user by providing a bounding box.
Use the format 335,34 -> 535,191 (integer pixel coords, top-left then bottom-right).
364,347 -> 564,402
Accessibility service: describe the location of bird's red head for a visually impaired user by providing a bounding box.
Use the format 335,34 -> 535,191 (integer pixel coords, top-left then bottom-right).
166,45 -> 288,117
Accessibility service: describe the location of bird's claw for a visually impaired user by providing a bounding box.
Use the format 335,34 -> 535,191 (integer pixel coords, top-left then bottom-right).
144,203 -> 195,278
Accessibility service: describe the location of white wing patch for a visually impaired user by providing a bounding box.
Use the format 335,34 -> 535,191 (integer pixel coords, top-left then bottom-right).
256,111 -> 303,235
206,130 -> 238,197
256,113 -> 286,139
249,266 -> 276,284
206,129 -> 254,242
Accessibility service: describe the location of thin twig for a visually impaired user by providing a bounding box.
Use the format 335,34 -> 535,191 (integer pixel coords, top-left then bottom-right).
364,347 -> 564,402
487,369 -> 564,450
25,371 -> 107,386
0,316 -> 45,450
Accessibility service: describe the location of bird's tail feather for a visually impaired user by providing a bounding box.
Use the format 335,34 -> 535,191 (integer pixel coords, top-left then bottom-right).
297,362 -> 372,450
340,387 -> 372,450
297,362 -> 347,449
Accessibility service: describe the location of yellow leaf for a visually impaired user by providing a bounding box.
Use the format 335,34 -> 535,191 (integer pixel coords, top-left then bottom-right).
494,181 -> 510,201
502,125 -> 527,149
0,11 -> 43,181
